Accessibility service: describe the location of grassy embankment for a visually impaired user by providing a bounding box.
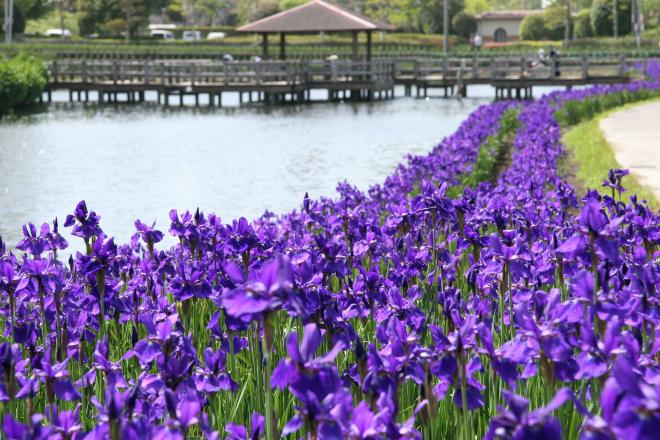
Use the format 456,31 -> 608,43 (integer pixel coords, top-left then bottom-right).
560,97 -> 660,209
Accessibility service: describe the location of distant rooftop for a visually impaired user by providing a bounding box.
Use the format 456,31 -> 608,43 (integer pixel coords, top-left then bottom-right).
476,10 -> 544,20
237,0 -> 396,34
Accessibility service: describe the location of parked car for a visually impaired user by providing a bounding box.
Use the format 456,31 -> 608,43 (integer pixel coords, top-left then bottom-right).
182,30 -> 202,41
45,28 -> 72,38
150,29 -> 175,40
207,32 -> 226,40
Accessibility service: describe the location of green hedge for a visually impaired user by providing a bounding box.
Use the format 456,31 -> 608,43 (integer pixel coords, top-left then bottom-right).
554,87 -> 660,126
0,55 -> 47,113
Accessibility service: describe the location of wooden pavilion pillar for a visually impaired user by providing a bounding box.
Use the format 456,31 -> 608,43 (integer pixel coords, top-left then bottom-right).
352,31 -> 359,60
261,33 -> 269,59
280,33 -> 286,60
366,31 -> 372,61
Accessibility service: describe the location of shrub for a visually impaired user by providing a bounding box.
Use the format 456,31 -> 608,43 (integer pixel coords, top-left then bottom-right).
0,55 -> 48,114
452,12 -> 477,39
520,14 -> 548,40
574,8 -> 594,38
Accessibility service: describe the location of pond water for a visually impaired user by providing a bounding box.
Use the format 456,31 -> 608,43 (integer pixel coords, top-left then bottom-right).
0,86 -> 555,249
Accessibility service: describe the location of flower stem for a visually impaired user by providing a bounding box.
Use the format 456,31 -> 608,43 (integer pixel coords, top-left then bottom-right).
262,327 -> 276,440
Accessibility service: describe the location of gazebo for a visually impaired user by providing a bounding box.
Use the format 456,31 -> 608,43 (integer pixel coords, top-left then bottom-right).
236,0 -> 395,61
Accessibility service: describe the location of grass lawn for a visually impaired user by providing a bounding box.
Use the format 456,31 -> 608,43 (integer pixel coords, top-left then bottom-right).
561,99 -> 660,210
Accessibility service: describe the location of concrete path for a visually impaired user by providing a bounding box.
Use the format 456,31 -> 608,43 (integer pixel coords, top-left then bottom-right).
600,101 -> 660,201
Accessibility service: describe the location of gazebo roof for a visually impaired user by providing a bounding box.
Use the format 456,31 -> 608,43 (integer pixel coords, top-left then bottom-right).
236,0 -> 396,34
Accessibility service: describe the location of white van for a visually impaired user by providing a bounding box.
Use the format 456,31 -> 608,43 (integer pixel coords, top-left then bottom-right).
46,28 -> 72,38
182,30 -> 202,41
150,29 -> 175,40
207,32 -> 226,40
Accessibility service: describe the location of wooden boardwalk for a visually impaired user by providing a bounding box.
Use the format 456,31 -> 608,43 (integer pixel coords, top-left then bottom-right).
47,59 -> 395,105
44,55 -> 644,106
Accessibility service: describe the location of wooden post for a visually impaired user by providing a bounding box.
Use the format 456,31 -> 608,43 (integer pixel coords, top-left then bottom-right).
618,54 -> 625,76
112,61 -> 118,85
366,31 -> 372,62
352,31 -> 358,60
82,61 -> 88,84
144,60 -> 150,85
52,60 -> 59,83
261,34 -> 269,60
551,57 -> 557,79
472,55 -> 478,79
581,56 -> 588,79
279,33 -> 286,60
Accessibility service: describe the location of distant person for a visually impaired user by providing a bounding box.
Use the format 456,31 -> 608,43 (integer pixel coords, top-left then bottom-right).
474,34 -> 483,52
223,54 -> 234,62
549,48 -> 560,77
537,48 -> 547,67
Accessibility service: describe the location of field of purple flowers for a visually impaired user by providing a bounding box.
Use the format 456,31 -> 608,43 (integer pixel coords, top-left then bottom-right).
1,66 -> 659,440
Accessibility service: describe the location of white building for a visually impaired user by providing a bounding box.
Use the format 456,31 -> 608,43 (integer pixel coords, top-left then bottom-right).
475,10 -> 543,43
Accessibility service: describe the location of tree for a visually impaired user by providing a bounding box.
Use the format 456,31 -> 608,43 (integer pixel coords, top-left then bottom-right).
544,3 -> 569,40
77,0 -> 165,37
574,8 -> 593,37
590,0 -> 632,36
464,0 -> 489,15
1,2 -> 26,34
452,12 -> 476,38
643,0 -> 660,27
520,14 -> 547,40
183,0 -> 228,25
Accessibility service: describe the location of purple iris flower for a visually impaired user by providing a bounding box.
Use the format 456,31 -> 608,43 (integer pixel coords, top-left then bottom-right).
485,388 -> 573,440
2,414 -> 50,440
222,255 -> 294,320
63,200 -> 103,240
225,412 -> 265,440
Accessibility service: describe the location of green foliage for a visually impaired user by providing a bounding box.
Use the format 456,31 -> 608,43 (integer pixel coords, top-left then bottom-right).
520,14 -> 547,40
574,8 -> 593,38
279,0 -> 306,10
462,108 -> 519,188
464,0 -> 489,15
520,8 -> 567,41
183,0 -> 229,26
590,0 -> 632,36
452,12 -> 477,38
447,108 -> 519,199
554,88 -> 660,126
25,11 -> 79,35
543,3 -> 568,40
0,55 -> 47,113
77,0 -> 165,37
643,0 -> 660,28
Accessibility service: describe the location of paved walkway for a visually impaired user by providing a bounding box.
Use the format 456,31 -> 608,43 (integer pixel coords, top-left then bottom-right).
600,101 -> 660,201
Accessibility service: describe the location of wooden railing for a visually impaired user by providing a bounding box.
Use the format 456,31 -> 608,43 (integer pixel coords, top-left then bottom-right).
46,55 -> 644,95
392,54 -> 643,82
48,59 -> 396,88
